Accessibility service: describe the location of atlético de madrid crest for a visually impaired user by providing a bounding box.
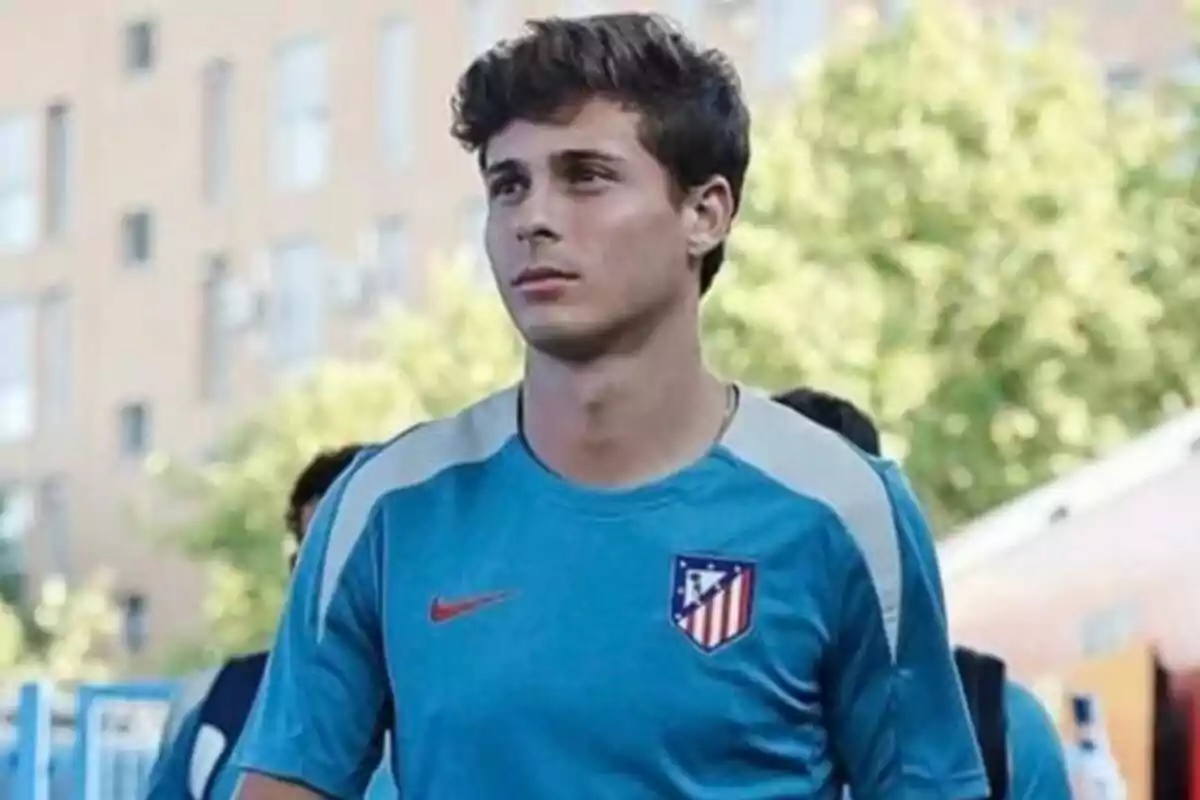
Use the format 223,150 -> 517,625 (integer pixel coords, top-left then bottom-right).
671,555 -> 756,652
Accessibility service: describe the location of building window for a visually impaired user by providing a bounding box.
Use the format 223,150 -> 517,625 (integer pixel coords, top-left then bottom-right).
376,217 -> 411,301
878,0 -> 906,24
120,593 -> 148,653
1009,9 -> 1039,48
465,0 -> 507,57
121,210 -> 154,266
118,402 -> 151,457
201,60 -> 234,205
380,19 -> 415,168
1175,47 -> 1200,86
0,483 -> 33,596
0,113 -> 37,254
38,289 -> 71,430
45,103 -> 73,238
269,239 -> 326,373
200,255 -> 232,400
759,0 -> 828,87
37,477 -> 69,581
272,38 -> 329,190
1106,64 -> 1142,93
124,20 -> 157,74
0,300 -> 35,442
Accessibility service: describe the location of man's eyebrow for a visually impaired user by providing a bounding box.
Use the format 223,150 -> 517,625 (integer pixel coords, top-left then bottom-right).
554,148 -> 624,165
484,150 -> 625,178
483,158 -> 523,179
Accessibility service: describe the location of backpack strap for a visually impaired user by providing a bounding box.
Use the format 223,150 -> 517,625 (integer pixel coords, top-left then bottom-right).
954,646 -> 1009,800
193,650 -> 270,800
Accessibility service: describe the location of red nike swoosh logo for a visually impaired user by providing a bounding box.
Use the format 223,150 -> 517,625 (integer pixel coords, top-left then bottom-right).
430,591 -> 511,623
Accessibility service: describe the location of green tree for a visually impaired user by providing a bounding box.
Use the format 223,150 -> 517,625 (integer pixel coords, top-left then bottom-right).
0,576 -> 120,681
162,0 -> 1200,662
705,0 -> 1200,528
156,269 -> 521,663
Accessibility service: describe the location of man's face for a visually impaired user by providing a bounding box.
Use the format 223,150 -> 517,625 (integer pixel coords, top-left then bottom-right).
287,499 -> 320,572
297,500 -> 319,538
481,98 -> 701,361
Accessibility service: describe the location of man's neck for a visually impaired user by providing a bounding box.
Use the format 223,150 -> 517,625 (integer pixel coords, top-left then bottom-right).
521,318 -> 729,488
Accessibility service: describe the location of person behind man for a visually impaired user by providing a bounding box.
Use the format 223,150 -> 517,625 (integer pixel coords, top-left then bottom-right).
772,386 -> 1072,799
236,13 -> 987,800
144,445 -> 368,800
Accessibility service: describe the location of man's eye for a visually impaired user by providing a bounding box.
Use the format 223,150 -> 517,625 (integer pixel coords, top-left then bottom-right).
565,164 -> 612,185
488,177 -> 522,198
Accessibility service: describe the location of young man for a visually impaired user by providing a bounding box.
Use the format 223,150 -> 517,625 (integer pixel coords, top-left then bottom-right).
144,445 -> 368,800
773,387 -> 1072,799
236,14 -> 987,800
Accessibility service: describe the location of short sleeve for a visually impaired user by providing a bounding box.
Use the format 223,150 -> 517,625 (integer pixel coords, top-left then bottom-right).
885,471 -> 989,797
824,468 -> 990,799
237,456 -> 391,799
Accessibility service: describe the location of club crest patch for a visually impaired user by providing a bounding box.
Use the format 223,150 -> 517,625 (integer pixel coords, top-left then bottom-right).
671,555 -> 756,652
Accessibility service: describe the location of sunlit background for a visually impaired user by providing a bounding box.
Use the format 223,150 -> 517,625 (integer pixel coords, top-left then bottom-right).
2,0 -> 1199,797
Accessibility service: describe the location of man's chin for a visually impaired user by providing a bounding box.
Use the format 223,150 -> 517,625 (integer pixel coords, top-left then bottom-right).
521,319 -> 614,364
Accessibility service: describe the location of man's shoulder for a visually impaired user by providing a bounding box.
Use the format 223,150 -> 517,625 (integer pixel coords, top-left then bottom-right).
319,384 -> 518,526
722,388 -> 894,530
311,388 -> 519,621
342,386 -> 520,507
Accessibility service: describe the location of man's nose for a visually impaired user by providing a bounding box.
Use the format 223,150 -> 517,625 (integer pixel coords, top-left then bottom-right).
513,182 -> 561,245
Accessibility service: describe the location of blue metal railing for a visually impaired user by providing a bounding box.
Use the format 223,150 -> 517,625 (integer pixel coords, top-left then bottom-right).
3,678 -> 398,799
1,680 -> 175,800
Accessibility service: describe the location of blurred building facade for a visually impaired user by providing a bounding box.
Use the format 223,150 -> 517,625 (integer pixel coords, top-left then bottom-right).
942,409 -> 1200,680
0,0 -> 1191,657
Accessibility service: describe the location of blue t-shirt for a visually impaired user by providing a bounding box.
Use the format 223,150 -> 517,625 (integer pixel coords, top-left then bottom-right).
1004,682 -> 1072,798
238,386 -> 988,799
143,667 -> 240,800
875,464 -> 1069,799
144,702 -> 242,800
876,461 -> 1070,798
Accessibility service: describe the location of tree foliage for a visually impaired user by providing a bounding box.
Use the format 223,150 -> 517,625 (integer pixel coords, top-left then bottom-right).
156,270 -> 521,662
0,577 -> 120,681
705,0 -> 1200,528
160,0 -> 1200,661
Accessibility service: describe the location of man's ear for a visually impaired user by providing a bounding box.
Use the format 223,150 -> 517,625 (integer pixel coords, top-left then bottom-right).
682,176 -> 735,261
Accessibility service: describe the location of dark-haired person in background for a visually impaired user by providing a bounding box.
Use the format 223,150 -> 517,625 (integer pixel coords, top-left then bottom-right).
773,387 -> 1072,799
144,445 -> 375,800
236,13 -> 986,800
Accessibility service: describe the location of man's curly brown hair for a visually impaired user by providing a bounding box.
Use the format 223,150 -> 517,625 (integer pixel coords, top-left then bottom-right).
450,12 -> 751,295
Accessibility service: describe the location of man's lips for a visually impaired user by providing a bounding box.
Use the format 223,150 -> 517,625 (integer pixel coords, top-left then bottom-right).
512,267 -> 578,287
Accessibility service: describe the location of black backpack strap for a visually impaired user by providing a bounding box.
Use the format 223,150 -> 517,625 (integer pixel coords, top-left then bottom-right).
194,650 -> 270,799
954,646 -> 1009,800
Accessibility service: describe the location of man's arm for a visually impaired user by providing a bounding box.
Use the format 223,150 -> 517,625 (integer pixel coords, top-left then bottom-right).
236,453 -> 391,800
237,774 -> 326,799
822,475 -> 989,799
142,705 -> 203,799
1005,682 -> 1072,799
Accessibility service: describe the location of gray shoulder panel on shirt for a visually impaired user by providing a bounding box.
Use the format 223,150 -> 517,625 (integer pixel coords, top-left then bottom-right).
316,387 -> 520,634
721,388 -> 902,657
